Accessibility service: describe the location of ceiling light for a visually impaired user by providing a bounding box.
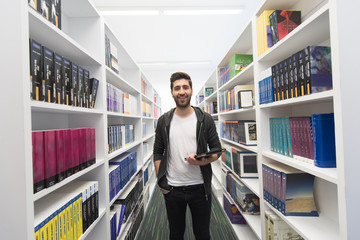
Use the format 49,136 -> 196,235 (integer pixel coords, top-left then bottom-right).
138,62 -> 169,66
163,9 -> 243,16
99,10 -> 160,16
138,61 -> 210,66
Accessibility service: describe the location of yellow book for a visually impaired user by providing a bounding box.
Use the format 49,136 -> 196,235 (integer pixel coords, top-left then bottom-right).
77,197 -> 83,239
263,10 -> 275,54
58,206 -> 66,240
256,12 -> 264,57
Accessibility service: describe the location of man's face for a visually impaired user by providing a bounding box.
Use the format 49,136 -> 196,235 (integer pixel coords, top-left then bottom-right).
171,79 -> 193,108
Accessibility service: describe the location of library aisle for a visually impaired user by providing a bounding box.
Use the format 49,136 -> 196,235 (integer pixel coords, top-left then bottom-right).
136,187 -> 238,240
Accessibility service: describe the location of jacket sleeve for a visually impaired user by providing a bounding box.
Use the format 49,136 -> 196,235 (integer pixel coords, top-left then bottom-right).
206,114 -> 221,155
153,116 -> 165,162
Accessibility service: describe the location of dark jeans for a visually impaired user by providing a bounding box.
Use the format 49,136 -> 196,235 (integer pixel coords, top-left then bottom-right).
163,184 -> 212,240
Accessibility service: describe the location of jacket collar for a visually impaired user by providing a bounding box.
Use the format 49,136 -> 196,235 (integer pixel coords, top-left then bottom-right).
164,106 -> 204,127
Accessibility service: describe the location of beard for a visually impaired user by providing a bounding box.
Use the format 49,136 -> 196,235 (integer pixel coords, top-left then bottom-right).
173,95 -> 191,108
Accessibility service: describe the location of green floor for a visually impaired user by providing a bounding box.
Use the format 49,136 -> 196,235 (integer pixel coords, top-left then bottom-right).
136,186 -> 238,240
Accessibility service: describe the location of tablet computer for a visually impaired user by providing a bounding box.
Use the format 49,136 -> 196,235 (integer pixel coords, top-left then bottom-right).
195,148 -> 225,160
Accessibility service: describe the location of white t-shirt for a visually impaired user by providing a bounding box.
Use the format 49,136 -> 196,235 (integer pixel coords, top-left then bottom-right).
167,111 -> 204,186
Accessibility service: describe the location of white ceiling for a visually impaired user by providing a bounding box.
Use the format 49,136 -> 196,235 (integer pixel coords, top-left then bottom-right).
91,0 -> 263,111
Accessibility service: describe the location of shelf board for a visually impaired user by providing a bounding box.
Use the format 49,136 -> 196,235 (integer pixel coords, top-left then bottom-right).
219,107 -> 255,116
28,8 -> 101,66
221,138 -> 258,153
106,67 -> 139,95
143,152 -> 153,164
79,208 -> 106,240
223,189 -> 262,239
258,4 -> 330,64
221,162 -> 260,197
218,63 -> 254,92
142,116 -> 153,120
204,91 -> 217,102
108,141 -> 142,160
107,111 -> 141,118
141,93 -> 153,104
34,159 -> 105,201
142,133 -> 155,142
265,201 -> 340,240
31,100 -> 103,115
259,90 -> 333,109
262,150 -> 338,184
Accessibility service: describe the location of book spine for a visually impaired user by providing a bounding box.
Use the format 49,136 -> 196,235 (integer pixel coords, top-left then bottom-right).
44,130 -> 56,187
63,58 -> 72,106
78,67 -> 85,108
79,128 -> 86,170
71,129 -> 80,174
298,50 -> 306,96
304,46 -> 312,95
30,39 -> 43,101
71,63 -> 78,107
53,53 -> 62,104
55,129 -> 66,182
42,46 -> 54,103
32,131 -> 45,193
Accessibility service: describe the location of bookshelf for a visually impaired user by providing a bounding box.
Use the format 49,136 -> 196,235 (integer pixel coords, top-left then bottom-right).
0,0 -> 160,239
198,0 -> 359,239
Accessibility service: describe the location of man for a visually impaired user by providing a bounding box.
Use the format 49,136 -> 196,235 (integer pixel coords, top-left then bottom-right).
153,72 -> 221,240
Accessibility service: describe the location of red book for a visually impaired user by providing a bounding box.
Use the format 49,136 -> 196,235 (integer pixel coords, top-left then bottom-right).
55,130 -> 66,182
32,131 -> 45,193
86,128 -> 92,167
44,130 -> 56,187
64,129 -> 73,177
91,128 -> 96,165
79,128 -> 87,170
71,129 -> 80,173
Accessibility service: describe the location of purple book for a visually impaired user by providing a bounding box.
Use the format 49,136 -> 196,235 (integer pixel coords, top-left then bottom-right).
64,129 -> 73,177
79,128 -> 87,170
91,128 -> 96,165
55,129 -> 66,182
32,131 -> 45,193
71,129 -> 80,173
44,130 -> 56,187
86,128 -> 92,167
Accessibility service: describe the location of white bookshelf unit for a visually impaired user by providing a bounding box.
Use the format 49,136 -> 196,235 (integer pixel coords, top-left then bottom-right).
0,0 -> 160,239
198,0 -> 360,239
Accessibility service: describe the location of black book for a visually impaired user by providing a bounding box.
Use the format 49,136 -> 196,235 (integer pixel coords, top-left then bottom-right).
78,67 -> 84,108
29,39 -> 42,101
275,63 -> 281,101
297,49 -> 306,96
304,46 -> 312,95
271,65 -> 277,101
288,56 -> 294,98
53,53 -> 62,104
42,46 -> 54,103
292,53 -> 300,97
195,148 -> 225,160
62,58 -> 71,105
283,59 -> 291,99
269,11 -> 279,44
89,78 -> 99,108
71,63 -> 78,107
279,61 -> 285,100
84,69 -> 90,108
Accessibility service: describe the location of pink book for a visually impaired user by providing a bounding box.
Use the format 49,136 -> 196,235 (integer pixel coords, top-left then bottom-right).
86,128 -> 92,167
71,129 -> 80,173
64,129 -> 73,177
55,129 -> 66,182
91,128 -> 96,165
79,128 -> 86,170
44,130 -> 56,187
32,131 -> 45,193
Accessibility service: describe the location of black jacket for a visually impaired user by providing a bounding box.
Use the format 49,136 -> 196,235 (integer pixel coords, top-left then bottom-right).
153,106 -> 221,197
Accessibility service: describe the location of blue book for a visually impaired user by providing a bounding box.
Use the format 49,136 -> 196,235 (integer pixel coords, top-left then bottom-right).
312,113 -> 336,167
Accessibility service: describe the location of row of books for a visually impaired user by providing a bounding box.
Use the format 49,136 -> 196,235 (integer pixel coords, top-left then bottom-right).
110,201 -> 126,240
29,0 -> 61,29
108,124 -> 135,154
220,120 -> 257,146
154,106 -> 160,118
221,145 -> 258,178
34,181 -> 99,240
222,171 -> 260,215
270,113 -> 336,168
223,194 -> 246,224
259,68 -> 274,104
30,39 -> 99,108
141,77 -> 152,99
122,200 -> 144,240
219,54 -> 253,87
260,46 -> 332,104
105,34 -> 119,74
257,10 -> 301,57
197,95 -> 204,105
264,209 -> 303,240
113,173 -> 144,234
109,152 -> 138,202
32,128 -> 96,194
218,84 -> 254,112
204,101 -> 217,115
262,162 -> 318,216
106,83 -> 138,115
143,159 -> 153,186
142,101 -> 151,117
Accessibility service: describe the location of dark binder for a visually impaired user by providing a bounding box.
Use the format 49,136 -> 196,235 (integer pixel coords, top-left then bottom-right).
195,148 -> 226,160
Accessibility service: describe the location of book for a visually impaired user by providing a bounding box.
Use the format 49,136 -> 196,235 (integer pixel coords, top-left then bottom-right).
44,130 -> 56,187
204,87 -> 214,97
297,49 -> 306,96
55,129 -> 66,182
62,58 -> 72,106
71,63 -> 78,107
53,53 -> 62,104
229,54 -> 253,79
32,131 -> 45,193
267,210 -> 303,240
306,46 -> 333,94
270,10 -> 301,44
89,78 -> 99,108
232,148 -> 258,178
29,39 -> 43,101
223,194 -> 246,224
84,69 -> 90,108
312,113 -> 336,167
78,67 -> 84,108
109,41 -> 119,73
42,46 -> 54,103
79,128 -> 86,170
233,84 -> 254,109
244,121 -> 257,145
257,10 -> 275,56
71,129 -> 80,174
